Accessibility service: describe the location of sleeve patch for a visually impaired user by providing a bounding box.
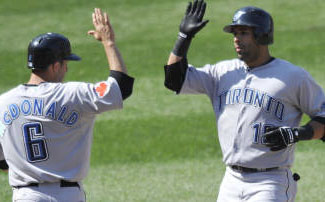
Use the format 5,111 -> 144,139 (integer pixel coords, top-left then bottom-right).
95,82 -> 109,97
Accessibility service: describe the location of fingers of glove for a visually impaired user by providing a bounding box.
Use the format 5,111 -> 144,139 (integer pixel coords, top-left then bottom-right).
261,131 -> 282,145
261,135 -> 277,146
185,2 -> 192,16
198,1 -> 207,21
197,20 -> 209,30
195,0 -> 203,16
265,126 -> 279,133
190,0 -> 198,15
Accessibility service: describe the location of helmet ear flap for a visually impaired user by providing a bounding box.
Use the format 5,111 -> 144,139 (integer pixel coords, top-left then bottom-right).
255,16 -> 273,45
254,26 -> 273,45
257,32 -> 273,45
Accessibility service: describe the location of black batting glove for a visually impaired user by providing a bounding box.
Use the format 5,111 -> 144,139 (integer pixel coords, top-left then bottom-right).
179,0 -> 209,38
261,127 -> 299,151
172,0 -> 209,57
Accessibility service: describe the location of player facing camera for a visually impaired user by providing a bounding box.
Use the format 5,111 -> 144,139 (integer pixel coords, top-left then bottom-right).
164,1 -> 325,201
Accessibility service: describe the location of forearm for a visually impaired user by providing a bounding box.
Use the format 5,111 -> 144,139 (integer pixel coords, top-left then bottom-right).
167,53 -> 183,65
294,119 -> 325,141
308,120 -> 325,140
167,36 -> 191,65
102,42 -> 127,74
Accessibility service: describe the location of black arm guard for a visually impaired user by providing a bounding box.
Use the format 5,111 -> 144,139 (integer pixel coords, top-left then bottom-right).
164,57 -> 188,93
110,70 -> 134,100
0,160 -> 8,170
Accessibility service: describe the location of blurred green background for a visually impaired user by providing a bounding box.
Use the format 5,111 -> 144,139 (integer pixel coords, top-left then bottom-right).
0,0 -> 324,201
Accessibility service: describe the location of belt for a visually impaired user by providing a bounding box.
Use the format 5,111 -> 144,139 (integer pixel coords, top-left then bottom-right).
14,180 -> 79,188
230,165 -> 279,173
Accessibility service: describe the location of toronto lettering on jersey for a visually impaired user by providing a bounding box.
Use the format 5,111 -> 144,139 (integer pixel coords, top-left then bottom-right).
218,87 -> 284,121
2,98 -> 79,126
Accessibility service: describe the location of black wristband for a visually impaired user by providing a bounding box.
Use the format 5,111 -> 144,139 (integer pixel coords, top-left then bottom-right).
295,124 -> 314,141
172,33 -> 192,57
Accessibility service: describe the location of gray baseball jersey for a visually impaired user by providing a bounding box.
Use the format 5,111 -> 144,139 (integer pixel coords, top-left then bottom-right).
180,58 -> 325,168
0,76 -> 122,186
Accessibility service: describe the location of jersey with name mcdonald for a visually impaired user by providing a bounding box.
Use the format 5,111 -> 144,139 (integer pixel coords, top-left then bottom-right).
180,58 -> 325,168
0,76 -> 122,186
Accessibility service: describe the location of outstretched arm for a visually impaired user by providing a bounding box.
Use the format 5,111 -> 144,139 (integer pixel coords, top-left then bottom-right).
88,8 -> 134,100
164,0 -> 208,92
167,0 -> 209,65
88,8 -> 127,74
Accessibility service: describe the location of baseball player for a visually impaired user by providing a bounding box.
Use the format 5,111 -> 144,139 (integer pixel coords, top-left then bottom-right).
164,1 -> 325,201
0,8 -> 134,202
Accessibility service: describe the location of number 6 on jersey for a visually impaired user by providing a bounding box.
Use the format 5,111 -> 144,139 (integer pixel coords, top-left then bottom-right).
22,122 -> 48,162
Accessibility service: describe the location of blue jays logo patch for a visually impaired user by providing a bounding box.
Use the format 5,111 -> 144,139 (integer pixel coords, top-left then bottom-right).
95,82 -> 109,97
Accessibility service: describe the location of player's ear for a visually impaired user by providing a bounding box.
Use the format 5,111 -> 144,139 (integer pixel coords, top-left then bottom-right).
51,61 -> 61,73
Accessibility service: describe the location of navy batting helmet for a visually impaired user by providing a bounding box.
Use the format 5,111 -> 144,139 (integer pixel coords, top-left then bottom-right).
223,6 -> 274,45
27,33 -> 81,70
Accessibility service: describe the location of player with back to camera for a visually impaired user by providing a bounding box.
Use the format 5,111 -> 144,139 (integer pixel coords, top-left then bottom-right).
0,8 -> 134,202
164,0 -> 325,201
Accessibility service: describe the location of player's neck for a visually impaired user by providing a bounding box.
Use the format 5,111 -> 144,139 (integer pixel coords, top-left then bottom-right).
246,56 -> 272,69
27,73 -> 50,85
246,48 -> 272,69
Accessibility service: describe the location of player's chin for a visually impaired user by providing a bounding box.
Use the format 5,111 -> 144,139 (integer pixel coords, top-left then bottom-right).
237,54 -> 245,61
235,50 -> 244,58
237,53 -> 251,63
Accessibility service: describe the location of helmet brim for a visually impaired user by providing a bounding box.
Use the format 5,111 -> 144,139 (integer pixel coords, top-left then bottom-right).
64,53 -> 81,61
223,23 -> 257,33
223,25 -> 233,33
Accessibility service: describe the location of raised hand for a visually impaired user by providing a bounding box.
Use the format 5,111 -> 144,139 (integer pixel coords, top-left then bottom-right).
179,0 -> 209,38
88,8 -> 115,44
171,0 -> 209,57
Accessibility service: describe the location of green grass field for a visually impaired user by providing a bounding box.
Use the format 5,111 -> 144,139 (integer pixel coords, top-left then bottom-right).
1,0 -> 325,201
